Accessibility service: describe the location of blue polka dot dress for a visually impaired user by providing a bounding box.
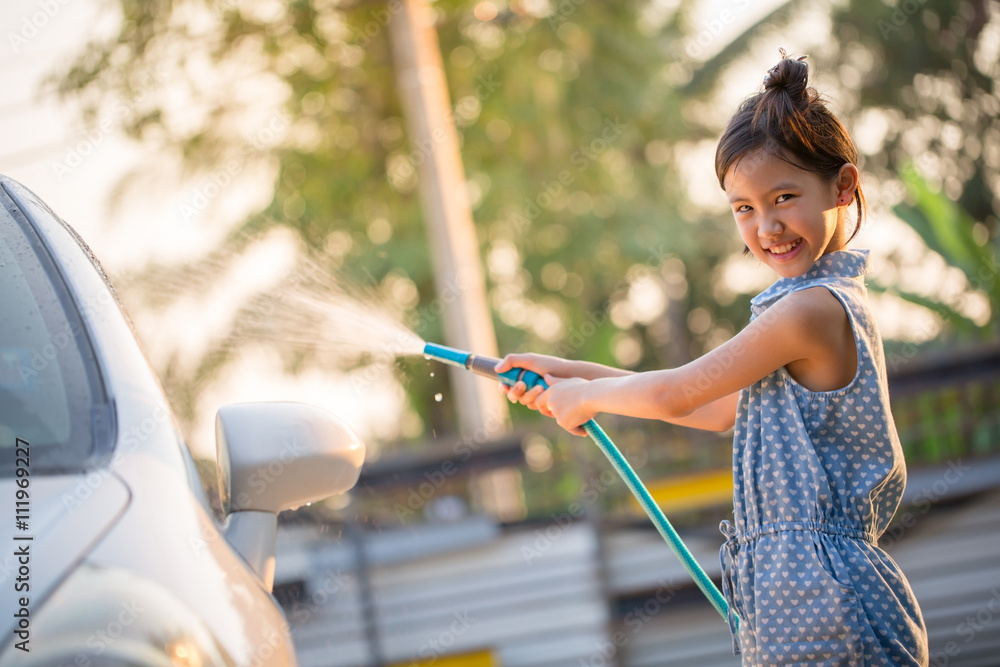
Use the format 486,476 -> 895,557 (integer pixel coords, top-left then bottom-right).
720,249 -> 929,665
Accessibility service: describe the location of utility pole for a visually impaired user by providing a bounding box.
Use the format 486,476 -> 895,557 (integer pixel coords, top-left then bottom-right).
389,0 -> 510,437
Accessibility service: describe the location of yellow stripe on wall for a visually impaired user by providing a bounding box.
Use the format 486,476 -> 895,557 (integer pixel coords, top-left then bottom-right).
630,468 -> 733,513
393,649 -> 497,667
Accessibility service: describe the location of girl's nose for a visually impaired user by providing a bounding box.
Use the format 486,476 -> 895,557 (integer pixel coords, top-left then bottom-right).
758,214 -> 784,238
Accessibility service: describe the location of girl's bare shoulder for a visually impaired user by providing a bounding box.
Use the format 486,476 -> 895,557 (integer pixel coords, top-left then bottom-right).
778,287 -> 857,390
772,286 -> 849,337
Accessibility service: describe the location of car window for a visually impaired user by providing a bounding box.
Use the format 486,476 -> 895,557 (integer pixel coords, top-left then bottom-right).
0,188 -> 112,476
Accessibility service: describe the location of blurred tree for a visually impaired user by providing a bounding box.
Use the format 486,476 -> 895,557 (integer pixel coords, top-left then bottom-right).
56,0 -> 794,445
876,163 -> 1000,338
820,0 -> 1000,341
827,0 -> 998,233
56,0 -> 998,453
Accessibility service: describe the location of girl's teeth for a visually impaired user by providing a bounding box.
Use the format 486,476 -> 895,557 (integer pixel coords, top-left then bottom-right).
771,239 -> 801,254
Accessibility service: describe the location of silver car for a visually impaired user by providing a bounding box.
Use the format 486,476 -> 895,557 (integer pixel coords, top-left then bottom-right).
0,174 -> 365,665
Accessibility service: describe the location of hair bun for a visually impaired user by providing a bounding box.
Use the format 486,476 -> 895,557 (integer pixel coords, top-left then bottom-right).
763,48 -> 809,102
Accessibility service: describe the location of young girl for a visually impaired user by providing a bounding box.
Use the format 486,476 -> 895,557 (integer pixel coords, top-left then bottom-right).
496,52 -> 929,665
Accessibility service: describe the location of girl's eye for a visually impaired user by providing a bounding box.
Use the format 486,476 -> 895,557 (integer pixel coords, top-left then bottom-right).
735,205 -> 751,213
777,193 -> 794,203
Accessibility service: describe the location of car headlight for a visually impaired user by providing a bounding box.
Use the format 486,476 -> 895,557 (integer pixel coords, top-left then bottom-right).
0,564 -> 234,666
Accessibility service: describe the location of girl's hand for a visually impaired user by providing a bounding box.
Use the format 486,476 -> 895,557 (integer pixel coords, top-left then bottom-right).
536,374 -> 595,437
495,353 -> 569,411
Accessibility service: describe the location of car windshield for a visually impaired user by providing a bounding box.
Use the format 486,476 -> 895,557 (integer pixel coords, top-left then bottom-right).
0,185 -> 111,476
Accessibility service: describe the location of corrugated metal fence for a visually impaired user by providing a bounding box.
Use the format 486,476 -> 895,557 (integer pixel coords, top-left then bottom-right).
277,481 -> 1000,666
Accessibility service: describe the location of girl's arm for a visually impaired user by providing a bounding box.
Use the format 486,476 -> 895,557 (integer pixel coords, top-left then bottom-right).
494,347 -> 746,434
666,391 -> 740,432
534,286 -> 851,435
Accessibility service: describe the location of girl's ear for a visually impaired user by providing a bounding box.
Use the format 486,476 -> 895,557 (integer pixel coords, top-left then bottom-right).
835,163 -> 860,205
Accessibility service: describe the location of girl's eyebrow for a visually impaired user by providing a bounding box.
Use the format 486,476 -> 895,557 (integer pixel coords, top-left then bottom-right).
727,181 -> 799,203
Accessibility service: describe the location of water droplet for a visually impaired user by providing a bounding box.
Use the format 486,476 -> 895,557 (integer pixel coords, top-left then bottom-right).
429,372 -> 435,377
424,354 -> 431,360
434,393 -> 443,402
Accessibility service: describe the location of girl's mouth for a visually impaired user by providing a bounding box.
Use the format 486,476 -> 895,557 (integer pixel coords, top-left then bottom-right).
767,238 -> 803,258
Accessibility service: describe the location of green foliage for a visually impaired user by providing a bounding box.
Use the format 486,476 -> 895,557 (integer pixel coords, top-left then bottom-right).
819,0 -> 1000,342
55,0 -> 756,443
55,0 -> 1000,447
826,0 -> 999,219
869,163 -> 998,339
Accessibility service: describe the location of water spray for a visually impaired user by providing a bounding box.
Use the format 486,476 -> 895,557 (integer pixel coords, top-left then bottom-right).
422,342 -> 733,626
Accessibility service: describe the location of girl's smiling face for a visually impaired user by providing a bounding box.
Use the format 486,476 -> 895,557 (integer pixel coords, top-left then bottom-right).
724,150 -> 859,278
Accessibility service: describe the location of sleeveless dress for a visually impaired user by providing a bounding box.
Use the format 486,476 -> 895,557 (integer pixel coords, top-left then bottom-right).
719,249 -> 928,666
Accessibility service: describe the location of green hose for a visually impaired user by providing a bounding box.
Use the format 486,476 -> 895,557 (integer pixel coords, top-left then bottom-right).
581,418 -> 732,624
421,342 -> 733,626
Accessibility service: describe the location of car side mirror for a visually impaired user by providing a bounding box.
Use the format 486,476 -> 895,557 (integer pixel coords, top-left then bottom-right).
215,402 -> 365,590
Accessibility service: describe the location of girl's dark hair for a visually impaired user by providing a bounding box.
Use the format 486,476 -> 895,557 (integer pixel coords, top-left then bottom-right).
714,51 -> 866,243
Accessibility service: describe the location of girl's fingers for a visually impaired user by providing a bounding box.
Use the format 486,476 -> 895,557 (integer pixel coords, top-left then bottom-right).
494,353 -> 532,374
535,388 -> 550,414
504,382 -> 546,409
555,415 -> 586,436
522,384 -> 544,406
504,380 -> 527,402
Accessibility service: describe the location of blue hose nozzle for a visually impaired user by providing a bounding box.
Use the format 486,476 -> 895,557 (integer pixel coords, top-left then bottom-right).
422,342 -> 471,368
422,342 -> 547,390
